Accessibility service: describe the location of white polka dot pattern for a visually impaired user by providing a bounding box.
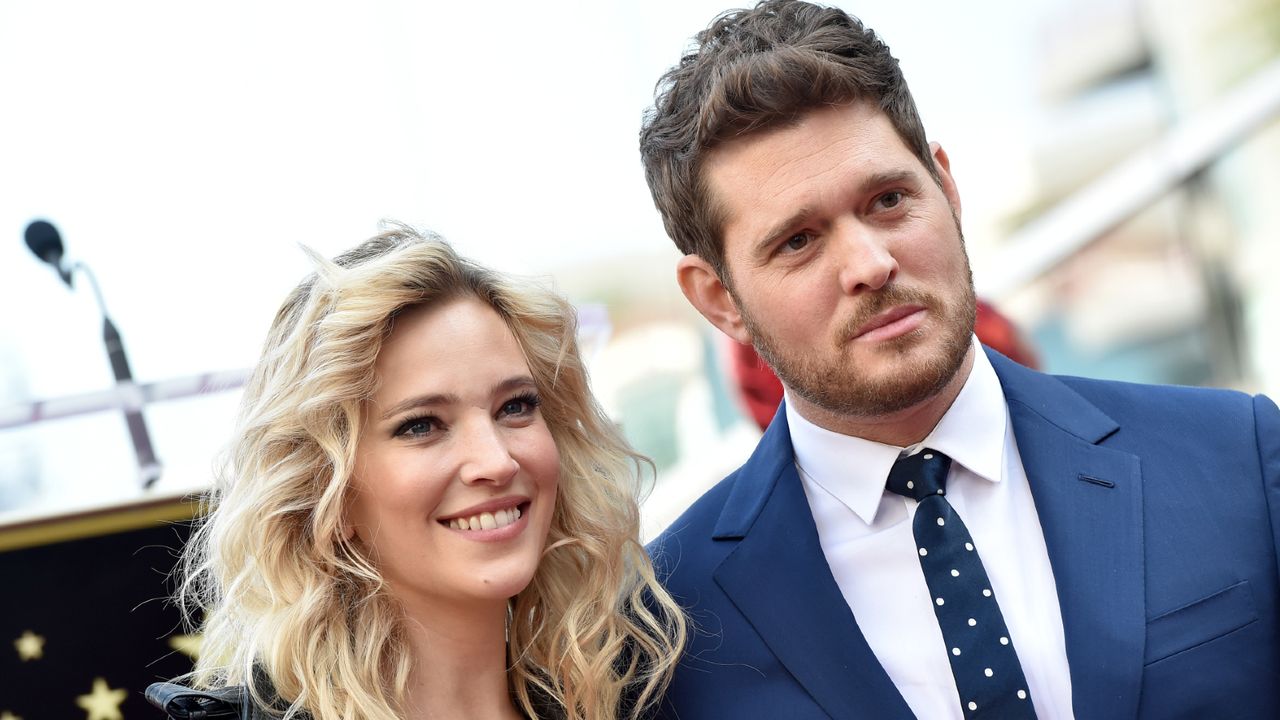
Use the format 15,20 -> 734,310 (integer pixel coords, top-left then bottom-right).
886,448 -> 1037,719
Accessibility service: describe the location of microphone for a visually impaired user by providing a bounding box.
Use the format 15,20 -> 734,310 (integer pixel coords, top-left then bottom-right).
24,220 -> 73,286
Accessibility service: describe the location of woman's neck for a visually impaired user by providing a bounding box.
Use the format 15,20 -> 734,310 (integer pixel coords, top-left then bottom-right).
399,597 -> 522,720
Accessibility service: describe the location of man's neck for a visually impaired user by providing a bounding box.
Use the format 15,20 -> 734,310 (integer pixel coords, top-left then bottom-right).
789,344 -> 976,447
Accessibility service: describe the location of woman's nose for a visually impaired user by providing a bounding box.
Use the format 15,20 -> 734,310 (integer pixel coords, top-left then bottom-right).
457,421 -> 519,487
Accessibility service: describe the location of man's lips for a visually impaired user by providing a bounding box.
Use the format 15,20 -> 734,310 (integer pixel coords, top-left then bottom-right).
851,305 -> 927,343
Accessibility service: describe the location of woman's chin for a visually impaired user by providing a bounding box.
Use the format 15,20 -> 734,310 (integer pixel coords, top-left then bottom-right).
474,572 -> 539,602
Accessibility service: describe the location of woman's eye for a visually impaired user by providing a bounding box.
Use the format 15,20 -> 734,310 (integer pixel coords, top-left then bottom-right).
395,417 -> 436,438
500,394 -> 541,417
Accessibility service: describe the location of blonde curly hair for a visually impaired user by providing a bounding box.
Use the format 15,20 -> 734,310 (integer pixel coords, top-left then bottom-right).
180,225 -> 686,719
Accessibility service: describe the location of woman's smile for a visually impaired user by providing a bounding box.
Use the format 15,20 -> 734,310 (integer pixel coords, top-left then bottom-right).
440,499 -> 533,540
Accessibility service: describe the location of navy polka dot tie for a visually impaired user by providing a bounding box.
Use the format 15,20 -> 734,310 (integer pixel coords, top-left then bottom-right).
886,449 -> 1037,719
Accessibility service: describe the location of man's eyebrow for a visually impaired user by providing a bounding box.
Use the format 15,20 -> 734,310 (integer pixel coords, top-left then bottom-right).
376,375 -> 538,421
860,169 -> 917,195
750,169 -> 920,256
753,206 -> 816,257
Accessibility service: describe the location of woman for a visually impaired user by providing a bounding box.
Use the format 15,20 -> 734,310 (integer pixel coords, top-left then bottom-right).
148,226 -> 686,719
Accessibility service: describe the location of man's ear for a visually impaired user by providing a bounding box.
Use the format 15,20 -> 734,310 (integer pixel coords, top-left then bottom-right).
676,254 -> 752,345
929,141 -> 962,221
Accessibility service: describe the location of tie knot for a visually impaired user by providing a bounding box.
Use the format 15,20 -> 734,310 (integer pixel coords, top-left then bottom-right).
886,448 -> 952,501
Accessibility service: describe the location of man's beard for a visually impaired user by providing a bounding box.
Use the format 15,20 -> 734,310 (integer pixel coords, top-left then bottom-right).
736,262 -> 977,420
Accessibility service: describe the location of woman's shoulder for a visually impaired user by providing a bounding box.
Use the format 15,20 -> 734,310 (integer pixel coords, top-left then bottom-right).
145,680 -> 308,720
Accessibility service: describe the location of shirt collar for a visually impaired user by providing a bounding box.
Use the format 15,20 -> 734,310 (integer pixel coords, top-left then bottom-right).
786,337 -> 1007,525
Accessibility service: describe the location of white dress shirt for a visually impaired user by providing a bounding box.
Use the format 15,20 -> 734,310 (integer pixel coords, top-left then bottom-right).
788,337 -> 1075,719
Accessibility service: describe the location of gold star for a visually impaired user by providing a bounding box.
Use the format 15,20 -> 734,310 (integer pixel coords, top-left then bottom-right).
168,633 -> 203,660
76,678 -> 126,720
13,630 -> 44,661
1,710 -> 23,720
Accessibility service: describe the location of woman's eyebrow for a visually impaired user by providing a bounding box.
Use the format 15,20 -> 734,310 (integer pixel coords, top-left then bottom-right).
377,376 -> 537,421
379,392 -> 457,421
492,375 -> 538,396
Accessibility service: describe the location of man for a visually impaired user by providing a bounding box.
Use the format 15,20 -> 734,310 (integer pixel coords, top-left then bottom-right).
638,1 -> 1280,718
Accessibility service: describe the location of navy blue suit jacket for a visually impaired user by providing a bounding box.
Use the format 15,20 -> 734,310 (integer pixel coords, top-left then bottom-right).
648,347 -> 1280,719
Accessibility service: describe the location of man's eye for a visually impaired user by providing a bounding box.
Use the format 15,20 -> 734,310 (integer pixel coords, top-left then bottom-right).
782,233 -> 811,252
878,191 -> 903,209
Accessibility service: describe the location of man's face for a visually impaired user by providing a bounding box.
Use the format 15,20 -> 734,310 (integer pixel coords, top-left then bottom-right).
694,101 -> 976,422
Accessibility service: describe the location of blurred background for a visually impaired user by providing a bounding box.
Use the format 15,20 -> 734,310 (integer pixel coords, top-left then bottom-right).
4,1 -> 1280,715
3,0 -> 1279,531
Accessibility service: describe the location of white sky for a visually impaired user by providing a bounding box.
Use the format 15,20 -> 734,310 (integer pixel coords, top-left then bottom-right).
0,0 -> 1051,510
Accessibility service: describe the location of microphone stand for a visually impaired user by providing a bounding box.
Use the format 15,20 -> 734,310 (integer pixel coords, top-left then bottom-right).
69,261 -> 163,489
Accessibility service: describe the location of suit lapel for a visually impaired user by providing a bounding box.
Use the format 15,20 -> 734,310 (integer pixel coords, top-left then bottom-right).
989,349 -> 1145,720
711,408 -> 914,720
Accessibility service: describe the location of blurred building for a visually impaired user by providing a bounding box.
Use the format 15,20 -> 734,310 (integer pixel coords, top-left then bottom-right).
1001,0 -> 1280,393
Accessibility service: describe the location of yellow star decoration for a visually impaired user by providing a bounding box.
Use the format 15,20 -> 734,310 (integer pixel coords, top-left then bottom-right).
1,710 -> 23,720
13,630 -> 44,661
168,632 -> 203,660
76,678 -> 126,720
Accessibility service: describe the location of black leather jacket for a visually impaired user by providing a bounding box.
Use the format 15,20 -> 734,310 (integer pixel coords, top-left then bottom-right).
147,679 -> 564,718
145,682 -> 307,720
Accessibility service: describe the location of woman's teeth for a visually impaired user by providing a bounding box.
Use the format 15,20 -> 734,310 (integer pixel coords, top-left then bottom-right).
448,506 -> 522,531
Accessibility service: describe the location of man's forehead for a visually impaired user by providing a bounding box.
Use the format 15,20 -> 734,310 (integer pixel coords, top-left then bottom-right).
704,104 -> 922,227
706,103 -> 904,172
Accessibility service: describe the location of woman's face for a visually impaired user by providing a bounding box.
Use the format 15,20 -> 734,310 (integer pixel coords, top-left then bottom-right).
347,296 -> 560,608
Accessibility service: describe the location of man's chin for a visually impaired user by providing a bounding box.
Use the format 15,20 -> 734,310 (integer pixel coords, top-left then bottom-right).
806,379 -> 944,418
797,342 -> 970,417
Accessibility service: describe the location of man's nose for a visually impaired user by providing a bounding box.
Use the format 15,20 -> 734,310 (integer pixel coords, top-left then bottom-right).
832,222 -> 898,295
457,421 -> 519,487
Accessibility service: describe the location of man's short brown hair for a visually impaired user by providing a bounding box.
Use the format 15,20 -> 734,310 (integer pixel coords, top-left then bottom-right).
639,0 -> 938,276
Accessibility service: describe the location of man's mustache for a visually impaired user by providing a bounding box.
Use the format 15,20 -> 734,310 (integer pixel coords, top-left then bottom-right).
834,285 -> 938,344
